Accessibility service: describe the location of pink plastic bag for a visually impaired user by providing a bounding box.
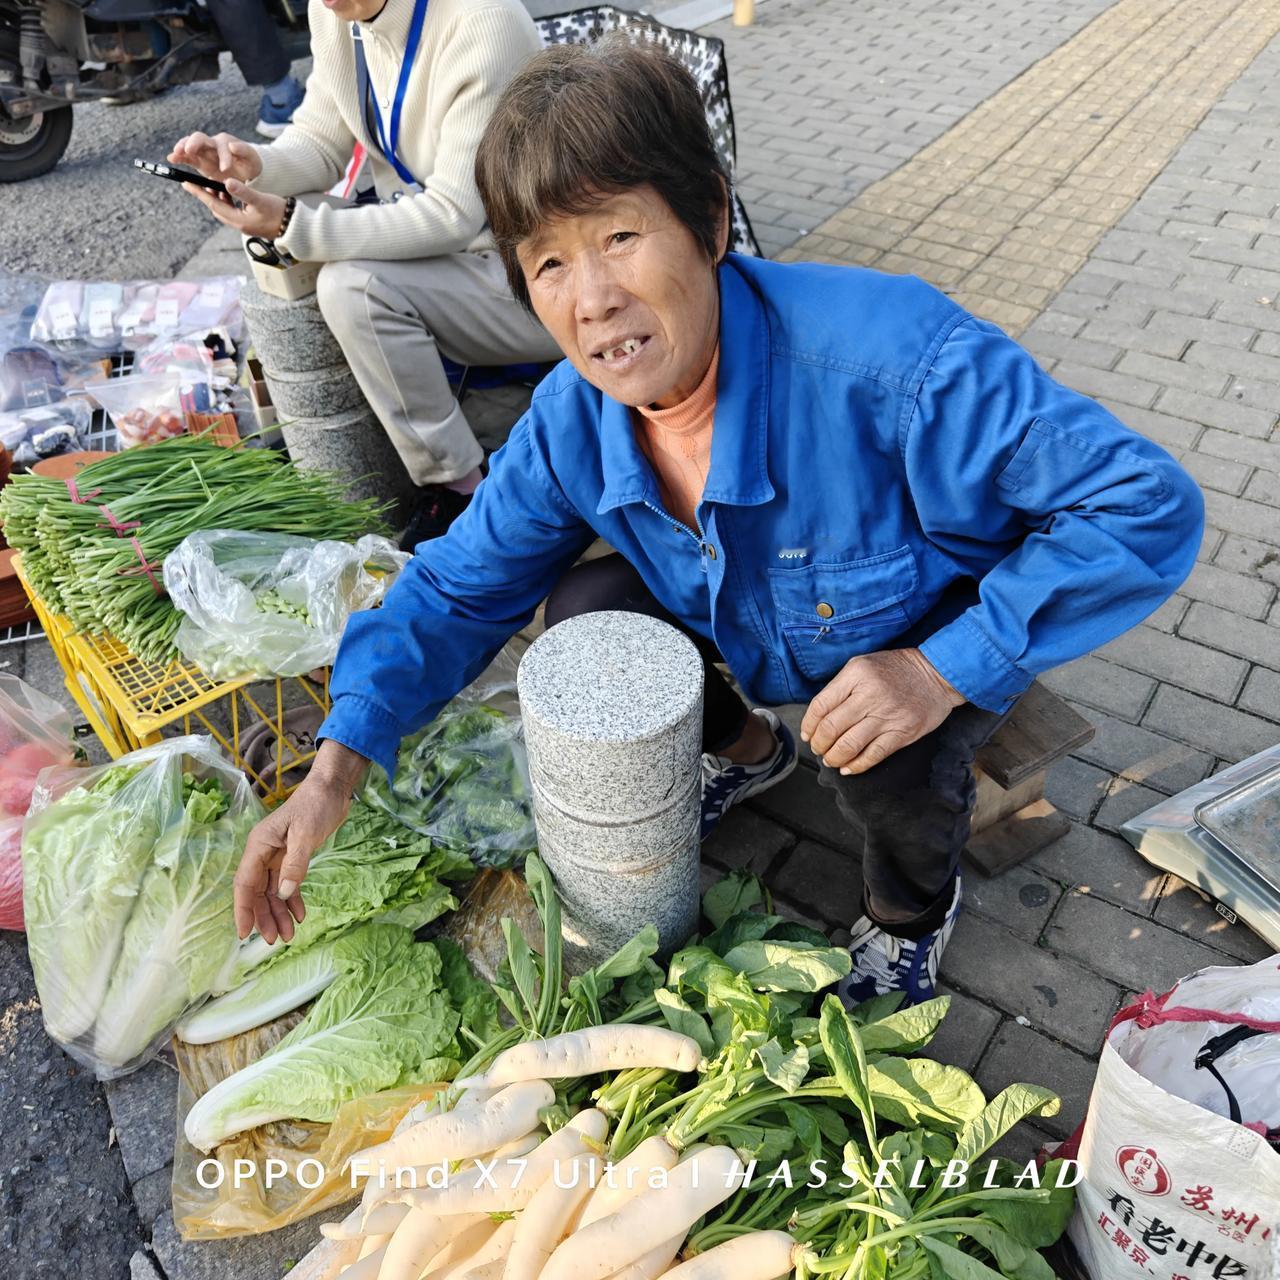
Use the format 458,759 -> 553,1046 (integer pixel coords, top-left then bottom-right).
0,674 -> 79,931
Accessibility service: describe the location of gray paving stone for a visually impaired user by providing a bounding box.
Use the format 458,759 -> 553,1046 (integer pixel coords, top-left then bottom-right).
1184,338 -> 1280,385
926,987 -> 1001,1073
150,1209 -> 324,1280
1093,778 -> 1170,836
130,1251 -> 165,1280
939,912 -> 1121,1055
1178,560 -> 1277,619
977,1023 -> 1098,1147
1144,683 -> 1280,760
770,839 -> 862,928
1044,756 -> 1111,823
1115,351 -> 1232,398
1044,891 -> 1245,995
960,863 -> 1062,942
1239,665 -> 1280,718
1152,878 -> 1276,966
1097,625 -> 1248,703
1179,600 -> 1280,668
1214,533 -> 1280,587
1066,705 -> 1215,796
1028,820 -> 1165,917
748,763 -> 858,849
1050,362 -> 1161,411
1143,594 -> 1191,634
1154,387 -> 1276,437
131,1164 -> 173,1230
104,1059 -> 179,1185
1179,451 -> 1253,496
1243,466 -> 1280,506
702,807 -> 796,876
1039,655 -> 1155,723
1079,318 -> 1186,360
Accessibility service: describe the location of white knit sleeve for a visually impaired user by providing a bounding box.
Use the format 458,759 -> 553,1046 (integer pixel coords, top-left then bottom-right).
252,8 -> 358,198
277,5 -> 537,263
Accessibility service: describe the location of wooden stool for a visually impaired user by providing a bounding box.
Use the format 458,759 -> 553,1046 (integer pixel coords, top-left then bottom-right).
966,682 -> 1094,876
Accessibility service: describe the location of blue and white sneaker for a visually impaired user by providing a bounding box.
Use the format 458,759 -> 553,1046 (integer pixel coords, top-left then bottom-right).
700,707 -> 797,839
838,876 -> 962,1008
256,77 -> 306,139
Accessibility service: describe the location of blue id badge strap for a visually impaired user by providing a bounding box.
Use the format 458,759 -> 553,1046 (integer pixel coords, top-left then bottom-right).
351,0 -> 429,192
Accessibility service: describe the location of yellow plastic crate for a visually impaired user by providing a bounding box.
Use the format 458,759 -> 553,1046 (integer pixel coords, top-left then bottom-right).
14,553 -> 330,803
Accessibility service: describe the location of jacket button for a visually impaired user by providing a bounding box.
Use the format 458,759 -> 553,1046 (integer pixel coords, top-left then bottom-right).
706,545 -> 718,561
816,601 -> 834,619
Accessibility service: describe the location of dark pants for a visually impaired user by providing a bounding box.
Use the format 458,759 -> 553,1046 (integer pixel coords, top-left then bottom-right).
205,0 -> 289,87
545,554 -> 1009,935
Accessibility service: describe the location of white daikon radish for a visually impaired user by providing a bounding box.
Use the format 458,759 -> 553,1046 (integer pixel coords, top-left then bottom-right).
538,1146 -> 746,1280
378,1210 -> 488,1280
421,1215 -> 499,1277
394,1110 -> 608,1216
454,1028 -> 701,1089
660,1232 -> 799,1280
503,1150 -> 599,1280
578,1136 -> 680,1229
438,1217 -> 516,1280
284,1236 -> 360,1280
356,1081 -> 554,1175
337,1241 -> 386,1278
322,1201 -> 409,1243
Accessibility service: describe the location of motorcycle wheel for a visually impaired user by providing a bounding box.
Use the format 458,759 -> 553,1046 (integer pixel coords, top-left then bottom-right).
0,104 -> 73,182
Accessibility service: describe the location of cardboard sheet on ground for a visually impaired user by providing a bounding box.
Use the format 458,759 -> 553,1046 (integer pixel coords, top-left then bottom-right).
171,1011 -> 445,1240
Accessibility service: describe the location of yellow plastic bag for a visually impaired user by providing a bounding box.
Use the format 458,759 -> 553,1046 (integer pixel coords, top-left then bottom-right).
441,868 -> 541,983
171,1012 -> 446,1240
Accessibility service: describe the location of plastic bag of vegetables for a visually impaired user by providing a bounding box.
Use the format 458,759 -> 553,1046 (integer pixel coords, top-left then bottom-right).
362,699 -> 536,870
164,529 -> 409,681
21,734 -> 265,1076
0,672 -> 81,932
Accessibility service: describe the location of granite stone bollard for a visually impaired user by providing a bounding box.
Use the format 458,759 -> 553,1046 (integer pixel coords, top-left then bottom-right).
517,610 -> 704,971
240,278 -> 417,521
279,407 -> 417,515
238,279 -> 346,373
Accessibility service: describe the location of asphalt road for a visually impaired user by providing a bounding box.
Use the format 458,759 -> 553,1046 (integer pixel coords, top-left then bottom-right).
1,53 -> 308,281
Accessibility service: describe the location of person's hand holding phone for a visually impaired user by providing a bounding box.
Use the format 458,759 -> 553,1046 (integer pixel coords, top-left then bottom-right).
169,131 -> 263,184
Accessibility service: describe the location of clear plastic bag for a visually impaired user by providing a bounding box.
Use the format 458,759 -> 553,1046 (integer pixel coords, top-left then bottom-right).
170,1006 -> 444,1240
0,398 -> 91,464
0,673 -> 80,931
164,530 -> 410,681
90,372 -> 187,447
361,650 -> 536,869
21,735 -> 266,1077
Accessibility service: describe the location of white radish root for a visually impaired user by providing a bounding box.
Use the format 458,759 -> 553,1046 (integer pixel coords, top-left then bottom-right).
437,1216 -> 515,1280
336,1241 -> 386,1278
422,1215 -> 499,1277
660,1232 -> 799,1280
538,1146 -> 747,1280
604,1233 -> 685,1280
395,1110 -> 608,1216
378,1210 -> 487,1280
453,1028 -> 701,1089
356,1234 -> 387,1261
356,1081 -> 554,1175
503,1150 -> 599,1280
578,1136 -> 680,1229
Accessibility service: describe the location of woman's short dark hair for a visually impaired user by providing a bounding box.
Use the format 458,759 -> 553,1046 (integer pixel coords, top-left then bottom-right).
475,38 -> 730,308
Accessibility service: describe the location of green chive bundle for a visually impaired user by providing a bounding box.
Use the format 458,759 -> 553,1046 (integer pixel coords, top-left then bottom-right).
0,436 -> 391,663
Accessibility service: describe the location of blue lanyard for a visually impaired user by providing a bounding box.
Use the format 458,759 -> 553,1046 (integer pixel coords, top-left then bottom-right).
354,0 -> 429,188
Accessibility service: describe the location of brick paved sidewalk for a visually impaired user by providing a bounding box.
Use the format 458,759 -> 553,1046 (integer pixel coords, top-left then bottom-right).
8,2 -> 1280,1276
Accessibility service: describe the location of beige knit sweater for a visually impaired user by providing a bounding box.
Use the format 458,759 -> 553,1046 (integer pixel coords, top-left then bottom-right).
251,0 -> 540,263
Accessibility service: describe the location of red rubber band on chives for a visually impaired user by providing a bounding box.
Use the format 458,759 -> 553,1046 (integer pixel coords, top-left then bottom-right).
65,479 -> 102,504
96,505 -> 142,536
115,536 -> 165,596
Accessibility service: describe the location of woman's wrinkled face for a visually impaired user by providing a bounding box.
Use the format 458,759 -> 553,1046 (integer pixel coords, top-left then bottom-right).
517,185 -> 726,409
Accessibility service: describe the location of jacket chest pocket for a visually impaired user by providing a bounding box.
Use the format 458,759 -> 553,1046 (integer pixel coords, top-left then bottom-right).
768,546 -> 919,683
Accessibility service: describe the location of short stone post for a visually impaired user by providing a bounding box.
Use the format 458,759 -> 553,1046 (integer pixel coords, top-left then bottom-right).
517,611 -> 704,972
239,280 -> 416,517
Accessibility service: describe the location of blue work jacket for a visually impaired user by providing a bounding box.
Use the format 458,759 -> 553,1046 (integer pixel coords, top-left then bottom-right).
322,255 -> 1204,780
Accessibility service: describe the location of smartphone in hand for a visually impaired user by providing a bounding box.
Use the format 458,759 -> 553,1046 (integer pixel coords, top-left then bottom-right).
133,158 -> 229,196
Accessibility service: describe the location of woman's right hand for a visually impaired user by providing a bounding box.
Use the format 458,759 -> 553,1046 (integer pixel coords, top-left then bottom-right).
169,131 -> 263,184
233,741 -> 369,944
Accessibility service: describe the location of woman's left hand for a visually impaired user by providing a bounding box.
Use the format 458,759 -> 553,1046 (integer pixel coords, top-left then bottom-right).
800,647 -> 966,775
181,178 -> 286,239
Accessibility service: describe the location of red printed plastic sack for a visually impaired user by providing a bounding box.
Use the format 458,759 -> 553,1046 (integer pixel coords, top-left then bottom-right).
1064,956 -> 1280,1279
0,673 -> 78,930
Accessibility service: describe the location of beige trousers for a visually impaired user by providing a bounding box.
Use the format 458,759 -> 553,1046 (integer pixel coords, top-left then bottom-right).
315,248 -> 562,486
